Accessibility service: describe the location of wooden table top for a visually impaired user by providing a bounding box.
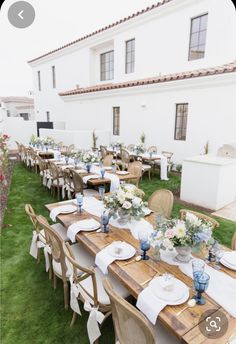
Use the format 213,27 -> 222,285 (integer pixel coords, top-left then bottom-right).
45,200 -> 236,343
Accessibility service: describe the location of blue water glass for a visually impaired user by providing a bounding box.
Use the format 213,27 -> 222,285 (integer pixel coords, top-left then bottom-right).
74,158 -> 78,168
192,259 -> 205,279
193,272 -> 210,305
86,163 -> 91,173
112,164 -> 117,173
98,186 -> 105,200
149,152 -> 153,158
101,212 -> 109,233
138,230 -> 150,260
65,156 -> 69,165
100,168 -> 105,179
76,193 -> 83,214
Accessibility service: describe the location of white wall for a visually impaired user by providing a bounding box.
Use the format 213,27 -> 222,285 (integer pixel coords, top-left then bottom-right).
39,128 -> 110,149
29,0 -> 236,123
62,73 -> 236,163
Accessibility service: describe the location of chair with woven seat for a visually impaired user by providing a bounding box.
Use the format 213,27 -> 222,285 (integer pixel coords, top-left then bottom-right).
63,242 -> 129,341
120,148 -> 131,170
37,215 -> 95,309
154,151 -> 173,174
103,278 -> 179,344
38,156 -> 50,187
100,145 -> 108,159
128,161 -> 142,187
48,162 -> 64,200
103,154 -> 113,167
179,210 -> 220,229
232,231 -> 236,250
68,144 -> 75,153
148,189 -> 174,218
70,169 -> 99,197
147,146 -> 158,154
62,168 -> 74,199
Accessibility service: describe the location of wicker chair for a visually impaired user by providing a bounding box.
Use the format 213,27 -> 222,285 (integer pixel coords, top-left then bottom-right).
103,278 -> 179,344
148,189 -> 174,218
147,146 -> 158,154
48,162 -> 64,200
100,145 -> 108,159
120,148 -> 131,170
63,242 -> 129,333
70,169 -> 99,197
68,144 -> 75,153
37,215 -> 95,309
38,156 -> 50,187
231,231 -> 236,250
128,161 -> 142,187
103,154 -> 113,167
62,168 -> 74,199
180,210 -> 220,229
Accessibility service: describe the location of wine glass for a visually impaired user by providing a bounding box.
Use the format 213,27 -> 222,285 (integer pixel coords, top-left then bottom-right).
65,156 -> 69,165
98,186 -> 105,200
193,272 -> 210,305
76,193 -> 83,214
138,230 -> 150,260
74,158 -> 78,169
112,164 -> 117,173
86,163 -> 91,173
101,211 -> 110,233
192,259 -> 205,278
213,248 -> 224,270
100,167 -> 105,179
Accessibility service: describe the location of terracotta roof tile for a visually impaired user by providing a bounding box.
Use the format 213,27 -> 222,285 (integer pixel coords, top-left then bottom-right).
59,61 -> 236,97
28,0 -> 174,64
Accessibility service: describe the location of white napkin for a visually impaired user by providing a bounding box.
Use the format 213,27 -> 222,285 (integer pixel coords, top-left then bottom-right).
67,219 -> 100,243
91,166 -> 120,192
61,165 -> 74,170
109,217 -> 154,239
95,245 -> 116,274
49,205 -> 75,222
160,249 -> 181,266
83,175 -> 100,184
136,286 -> 167,325
179,261 -> 236,318
223,251 -> 236,267
82,197 -> 105,217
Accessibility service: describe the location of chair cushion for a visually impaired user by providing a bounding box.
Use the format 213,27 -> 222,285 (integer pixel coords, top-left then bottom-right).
154,321 -> 180,344
80,267 -> 129,305
52,242 -> 95,278
142,164 -> 151,171
51,223 -> 69,242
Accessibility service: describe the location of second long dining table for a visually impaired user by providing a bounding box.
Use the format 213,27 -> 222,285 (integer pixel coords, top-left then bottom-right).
45,199 -> 236,344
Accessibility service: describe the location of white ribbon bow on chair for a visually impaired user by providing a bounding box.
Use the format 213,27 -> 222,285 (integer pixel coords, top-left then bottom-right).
84,300 -> 105,344
47,177 -> 52,189
43,244 -> 52,272
43,172 -> 47,186
29,231 -> 45,259
69,275 -> 82,315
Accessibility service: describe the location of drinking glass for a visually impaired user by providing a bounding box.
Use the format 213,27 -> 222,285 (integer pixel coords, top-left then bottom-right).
213,248 -> 224,270
192,259 -> 205,278
193,272 -> 210,305
112,164 -> 117,173
86,163 -> 91,173
98,186 -> 105,200
65,156 -> 69,165
101,212 -> 110,233
138,230 -> 150,260
74,158 -> 78,169
76,193 -> 83,214
100,168 -> 105,179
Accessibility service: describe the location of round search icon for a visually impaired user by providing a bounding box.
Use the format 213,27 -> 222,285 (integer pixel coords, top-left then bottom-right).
199,309 -> 228,339
209,320 -> 217,329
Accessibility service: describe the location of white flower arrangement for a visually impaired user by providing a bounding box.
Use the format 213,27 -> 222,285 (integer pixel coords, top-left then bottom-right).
81,151 -> 100,164
103,185 -> 146,220
42,136 -> 55,146
110,141 -> 123,149
134,143 -> 146,154
149,213 -> 214,252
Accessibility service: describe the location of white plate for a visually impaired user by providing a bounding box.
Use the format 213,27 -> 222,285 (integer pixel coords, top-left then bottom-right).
222,252 -> 236,267
116,171 -> 129,175
220,258 -> 236,271
143,207 -> 152,216
108,242 -> 136,260
56,205 -> 77,214
104,167 -> 112,170
149,276 -> 189,304
76,169 -> 87,173
73,219 -> 100,231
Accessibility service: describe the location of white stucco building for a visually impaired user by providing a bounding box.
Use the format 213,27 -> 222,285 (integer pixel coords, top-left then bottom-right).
0,96 -> 35,121
28,0 -> 236,162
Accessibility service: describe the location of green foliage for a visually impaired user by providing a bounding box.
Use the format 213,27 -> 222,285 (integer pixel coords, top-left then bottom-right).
140,132 -> 146,144
92,130 -> 98,149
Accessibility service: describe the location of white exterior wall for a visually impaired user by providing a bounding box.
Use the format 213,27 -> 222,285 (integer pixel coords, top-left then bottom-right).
29,0 -> 236,123
62,73 -> 236,163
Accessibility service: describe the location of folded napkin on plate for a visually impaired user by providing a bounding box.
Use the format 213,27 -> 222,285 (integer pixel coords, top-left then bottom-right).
61,165 -> 74,170
67,219 -> 100,243
50,207 -> 63,222
136,286 -> 167,324
180,261 -> 236,318
83,175 -> 99,184
95,245 -> 116,274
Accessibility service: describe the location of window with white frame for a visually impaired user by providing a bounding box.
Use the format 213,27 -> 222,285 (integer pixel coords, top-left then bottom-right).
113,107 -> 120,136
174,104 -> 188,141
189,14 -> 208,60
125,39 -> 135,74
100,50 -> 114,81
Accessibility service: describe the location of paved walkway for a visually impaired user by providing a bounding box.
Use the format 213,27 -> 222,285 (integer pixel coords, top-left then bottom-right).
212,201 -> 236,222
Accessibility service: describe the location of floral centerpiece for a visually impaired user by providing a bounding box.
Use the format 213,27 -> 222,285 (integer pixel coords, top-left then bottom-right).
149,212 -> 214,263
42,136 -> 55,147
29,134 -> 38,146
110,141 -> 123,150
103,185 -> 146,225
81,151 -> 100,172
134,143 -> 146,155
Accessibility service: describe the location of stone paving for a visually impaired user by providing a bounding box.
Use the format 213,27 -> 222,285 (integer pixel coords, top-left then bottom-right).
212,201 -> 236,222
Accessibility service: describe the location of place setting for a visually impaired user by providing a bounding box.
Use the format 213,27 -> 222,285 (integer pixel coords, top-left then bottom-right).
49,204 -> 78,222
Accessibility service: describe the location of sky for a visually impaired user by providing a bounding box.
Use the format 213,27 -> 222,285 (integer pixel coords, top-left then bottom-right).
0,0 -> 157,97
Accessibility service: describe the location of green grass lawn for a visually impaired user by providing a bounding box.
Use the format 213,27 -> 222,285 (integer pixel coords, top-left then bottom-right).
1,163 -> 235,344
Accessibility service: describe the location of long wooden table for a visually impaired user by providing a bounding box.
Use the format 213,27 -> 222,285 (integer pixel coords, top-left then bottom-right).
45,200 -> 236,343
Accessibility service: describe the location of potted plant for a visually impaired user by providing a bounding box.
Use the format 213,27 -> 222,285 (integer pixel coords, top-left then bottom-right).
92,130 -> 98,152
